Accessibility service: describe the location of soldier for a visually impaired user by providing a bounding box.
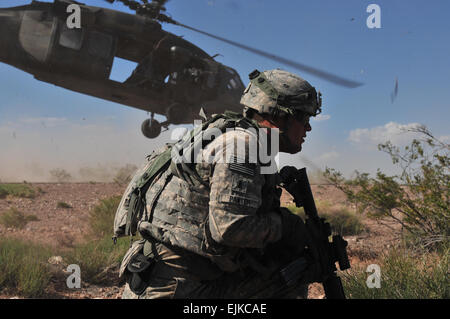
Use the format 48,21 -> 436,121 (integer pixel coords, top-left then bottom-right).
117,68 -> 323,299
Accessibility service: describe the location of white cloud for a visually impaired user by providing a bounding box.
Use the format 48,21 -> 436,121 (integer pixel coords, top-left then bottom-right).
348,122 -> 422,146
312,114 -> 331,122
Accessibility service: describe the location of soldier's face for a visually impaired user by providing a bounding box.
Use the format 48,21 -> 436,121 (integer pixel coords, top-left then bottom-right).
281,115 -> 312,154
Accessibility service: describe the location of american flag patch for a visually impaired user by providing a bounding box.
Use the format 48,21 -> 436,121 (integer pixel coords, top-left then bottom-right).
228,156 -> 257,176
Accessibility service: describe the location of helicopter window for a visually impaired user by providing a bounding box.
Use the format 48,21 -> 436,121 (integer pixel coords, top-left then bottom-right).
109,57 -> 138,82
228,78 -> 238,89
87,31 -> 114,59
19,11 -> 57,63
58,24 -> 84,50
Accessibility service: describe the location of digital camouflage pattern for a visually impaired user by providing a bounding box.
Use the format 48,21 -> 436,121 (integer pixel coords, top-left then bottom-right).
122,241 -> 309,299
119,123 -> 308,298
136,128 -> 283,271
240,69 -> 322,117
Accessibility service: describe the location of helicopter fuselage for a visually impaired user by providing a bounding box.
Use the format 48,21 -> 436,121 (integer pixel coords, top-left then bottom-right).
0,0 -> 245,136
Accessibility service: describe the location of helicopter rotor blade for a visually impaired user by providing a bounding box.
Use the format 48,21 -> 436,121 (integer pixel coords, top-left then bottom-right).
176,22 -> 363,88
103,0 -> 362,88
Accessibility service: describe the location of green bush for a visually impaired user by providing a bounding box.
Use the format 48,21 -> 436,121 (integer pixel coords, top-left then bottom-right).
287,201 -> 364,236
341,248 -> 449,299
0,238 -> 52,297
325,126 -> 449,250
0,183 -> 36,199
0,207 -> 39,229
88,196 -> 121,238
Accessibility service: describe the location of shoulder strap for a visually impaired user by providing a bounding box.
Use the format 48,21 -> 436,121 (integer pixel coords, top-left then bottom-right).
124,147 -> 173,236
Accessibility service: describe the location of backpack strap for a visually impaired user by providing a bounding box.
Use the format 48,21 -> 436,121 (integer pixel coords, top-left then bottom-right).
124,147 -> 173,236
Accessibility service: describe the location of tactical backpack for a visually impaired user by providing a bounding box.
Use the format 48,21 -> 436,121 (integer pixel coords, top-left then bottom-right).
112,111 -> 261,243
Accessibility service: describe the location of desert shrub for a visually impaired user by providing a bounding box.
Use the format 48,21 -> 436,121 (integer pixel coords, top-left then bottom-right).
88,196 -> 122,238
113,164 -> 138,185
325,126 -> 449,250
287,201 -> 364,236
341,247 -> 449,299
78,165 -> 112,182
0,238 -> 52,297
49,168 -> 72,183
0,183 -> 36,198
57,201 -> 72,209
0,207 -> 39,229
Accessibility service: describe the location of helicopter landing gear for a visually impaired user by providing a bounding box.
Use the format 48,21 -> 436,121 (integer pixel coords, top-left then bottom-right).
141,113 -> 169,139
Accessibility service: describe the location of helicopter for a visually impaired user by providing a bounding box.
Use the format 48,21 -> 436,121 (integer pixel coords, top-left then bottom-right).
0,0 -> 362,138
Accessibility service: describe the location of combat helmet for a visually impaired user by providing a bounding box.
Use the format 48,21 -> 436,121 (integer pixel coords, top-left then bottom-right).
240,69 -> 322,118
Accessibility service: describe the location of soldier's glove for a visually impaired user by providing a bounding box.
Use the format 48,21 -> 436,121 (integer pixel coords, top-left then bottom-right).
279,207 -> 307,255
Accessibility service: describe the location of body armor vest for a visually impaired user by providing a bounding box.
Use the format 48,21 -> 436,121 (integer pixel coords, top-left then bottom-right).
114,112 -> 282,272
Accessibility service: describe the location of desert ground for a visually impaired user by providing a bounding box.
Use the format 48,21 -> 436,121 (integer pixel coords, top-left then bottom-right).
0,182 -> 402,299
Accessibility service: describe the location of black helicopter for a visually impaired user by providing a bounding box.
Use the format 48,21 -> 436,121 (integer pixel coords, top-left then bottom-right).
0,0 -> 362,138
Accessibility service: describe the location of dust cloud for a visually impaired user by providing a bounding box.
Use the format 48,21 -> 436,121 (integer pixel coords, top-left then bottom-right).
0,117 -> 181,182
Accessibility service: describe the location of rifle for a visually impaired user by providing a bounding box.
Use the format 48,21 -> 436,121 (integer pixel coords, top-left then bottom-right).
278,166 -> 350,299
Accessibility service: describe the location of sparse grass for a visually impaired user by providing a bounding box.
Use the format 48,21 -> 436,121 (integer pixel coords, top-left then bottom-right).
63,236 -> 129,284
0,207 -> 39,229
287,201 -> 365,236
0,195 -> 129,297
341,247 -> 449,299
63,195 -> 128,284
0,183 -> 36,199
57,201 -> 72,209
0,238 -> 52,297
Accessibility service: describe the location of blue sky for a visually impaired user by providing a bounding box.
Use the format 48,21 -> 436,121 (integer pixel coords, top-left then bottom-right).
0,0 -> 449,181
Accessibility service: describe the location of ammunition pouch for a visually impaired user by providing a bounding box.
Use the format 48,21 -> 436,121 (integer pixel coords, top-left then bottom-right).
127,253 -> 154,295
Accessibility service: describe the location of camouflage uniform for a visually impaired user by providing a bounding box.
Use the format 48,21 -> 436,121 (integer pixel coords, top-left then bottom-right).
121,127 -> 307,299
119,69 -> 322,299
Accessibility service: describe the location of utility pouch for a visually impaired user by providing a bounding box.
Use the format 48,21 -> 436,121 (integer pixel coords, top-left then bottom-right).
127,253 -> 154,295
